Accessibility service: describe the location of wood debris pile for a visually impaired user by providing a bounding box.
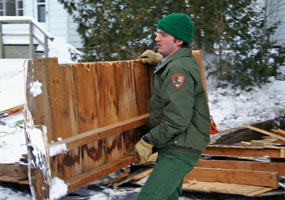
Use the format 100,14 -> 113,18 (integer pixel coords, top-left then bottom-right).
99,125 -> 285,197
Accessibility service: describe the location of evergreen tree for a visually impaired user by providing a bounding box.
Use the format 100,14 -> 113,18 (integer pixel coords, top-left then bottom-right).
59,0 -> 284,89
59,0 -> 189,61
209,0 -> 284,89
188,0 -> 221,53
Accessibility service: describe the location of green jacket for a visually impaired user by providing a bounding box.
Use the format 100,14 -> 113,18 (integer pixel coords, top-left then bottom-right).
147,47 -> 210,155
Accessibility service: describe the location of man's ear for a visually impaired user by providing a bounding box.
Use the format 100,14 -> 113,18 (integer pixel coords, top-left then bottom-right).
175,39 -> 183,47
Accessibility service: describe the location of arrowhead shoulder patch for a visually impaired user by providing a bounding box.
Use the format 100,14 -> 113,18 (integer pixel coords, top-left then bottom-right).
171,73 -> 185,89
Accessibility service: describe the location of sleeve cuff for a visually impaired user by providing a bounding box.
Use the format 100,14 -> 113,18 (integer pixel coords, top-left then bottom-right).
142,133 -> 152,144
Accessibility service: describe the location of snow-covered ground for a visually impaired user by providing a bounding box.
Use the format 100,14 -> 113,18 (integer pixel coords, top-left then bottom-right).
0,38 -> 284,199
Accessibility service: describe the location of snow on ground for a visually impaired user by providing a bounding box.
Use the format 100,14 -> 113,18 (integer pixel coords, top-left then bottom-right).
0,59 -> 25,111
0,41 -> 284,199
209,77 -> 285,131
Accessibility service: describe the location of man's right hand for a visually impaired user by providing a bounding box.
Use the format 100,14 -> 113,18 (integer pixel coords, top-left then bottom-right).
140,50 -> 162,65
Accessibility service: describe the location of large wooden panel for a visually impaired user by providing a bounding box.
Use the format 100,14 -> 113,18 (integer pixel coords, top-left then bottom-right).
25,51 -> 206,199
25,58 -> 152,199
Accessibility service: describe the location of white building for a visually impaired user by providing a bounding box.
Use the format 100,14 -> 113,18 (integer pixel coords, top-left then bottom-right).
0,0 -> 82,49
263,0 -> 285,46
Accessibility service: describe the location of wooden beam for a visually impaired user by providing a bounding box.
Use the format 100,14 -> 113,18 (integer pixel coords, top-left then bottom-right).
244,124 -> 285,141
0,175 -> 28,184
67,155 -> 138,193
271,129 -> 285,137
0,104 -> 24,114
48,113 -> 149,156
131,168 -> 153,181
102,171 -> 130,185
196,159 -> 285,176
185,167 -> 279,188
192,50 -> 208,102
0,163 -> 28,179
182,181 -> 275,196
204,145 -> 285,158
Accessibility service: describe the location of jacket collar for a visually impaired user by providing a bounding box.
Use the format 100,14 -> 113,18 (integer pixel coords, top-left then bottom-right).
154,47 -> 192,74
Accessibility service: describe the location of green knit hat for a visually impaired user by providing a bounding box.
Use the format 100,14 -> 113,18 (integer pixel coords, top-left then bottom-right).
157,13 -> 194,43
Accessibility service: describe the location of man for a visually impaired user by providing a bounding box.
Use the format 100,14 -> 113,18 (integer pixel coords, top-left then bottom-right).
135,13 -> 210,200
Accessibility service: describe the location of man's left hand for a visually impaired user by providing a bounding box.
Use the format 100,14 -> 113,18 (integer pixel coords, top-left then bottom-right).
134,138 -> 154,164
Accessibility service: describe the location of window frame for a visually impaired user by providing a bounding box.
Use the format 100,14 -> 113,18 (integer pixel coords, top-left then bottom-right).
0,0 -> 24,16
15,0 -> 23,16
37,0 -> 46,22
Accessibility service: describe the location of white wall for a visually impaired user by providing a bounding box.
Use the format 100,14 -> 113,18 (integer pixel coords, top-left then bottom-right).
259,0 -> 285,46
267,0 -> 285,46
24,0 -> 82,49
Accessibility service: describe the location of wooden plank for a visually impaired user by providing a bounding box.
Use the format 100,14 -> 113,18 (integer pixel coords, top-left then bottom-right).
0,175 -> 28,183
131,168 -> 153,181
204,145 -> 284,158
271,128 -> 285,137
95,62 -> 122,163
192,50 -> 208,102
67,155 -> 138,193
185,167 -> 279,188
247,187 -> 276,196
114,61 -> 143,155
72,62 -> 104,172
103,170 -> 130,185
24,122 -> 51,199
244,124 -> 285,141
25,60 -> 53,200
182,180 -> 275,196
196,159 -> 285,176
48,113 -> 149,156
0,164 -> 28,179
47,59 -> 81,180
114,61 -> 139,120
128,60 -> 152,152
0,104 -> 24,114
26,59 -> 53,144
132,60 -> 152,115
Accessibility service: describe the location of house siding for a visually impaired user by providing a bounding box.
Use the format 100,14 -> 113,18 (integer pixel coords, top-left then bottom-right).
259,0 -> 285,46
24,0 -> 82,49
269,1 -> 285,46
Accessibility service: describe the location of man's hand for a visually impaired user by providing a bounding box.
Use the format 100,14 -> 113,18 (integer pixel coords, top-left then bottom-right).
140,50 -> 162,65
134,138 -> 154,164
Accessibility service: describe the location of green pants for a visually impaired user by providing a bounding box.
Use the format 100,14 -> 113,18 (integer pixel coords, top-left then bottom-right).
136,151 -> 200,200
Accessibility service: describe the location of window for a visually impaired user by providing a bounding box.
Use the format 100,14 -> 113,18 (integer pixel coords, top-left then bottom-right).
0,0 -> 23,16
0,0 -> 4,16
16,0 -> 23,16
6,0 -> 15,15
37,0 -> 46,22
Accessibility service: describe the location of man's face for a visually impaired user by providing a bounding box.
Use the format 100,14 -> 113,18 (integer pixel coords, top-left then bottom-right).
155,29 -> 181,58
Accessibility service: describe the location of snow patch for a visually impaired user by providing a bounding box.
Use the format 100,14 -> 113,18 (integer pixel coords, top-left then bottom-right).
48,143 -> 67,157
49,177 -> 68,200
26,123 -> 48,170
28,126 -> 46,155
29,80 -> 42,97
